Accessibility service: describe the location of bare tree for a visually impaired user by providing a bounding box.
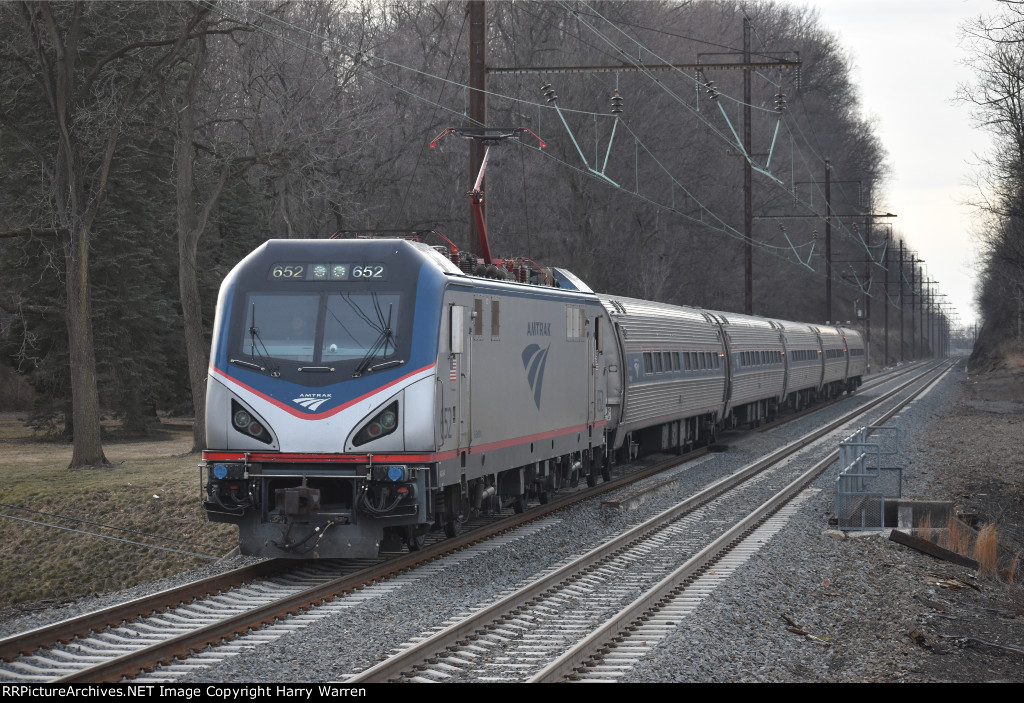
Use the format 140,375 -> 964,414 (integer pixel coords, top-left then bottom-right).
959,4 -> 1024,364
0,2 -> 210,467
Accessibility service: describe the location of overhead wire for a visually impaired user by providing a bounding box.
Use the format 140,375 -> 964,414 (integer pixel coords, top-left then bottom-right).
205,0 -> 884,299
562,1 -> 888,291
210,0 -> 612,119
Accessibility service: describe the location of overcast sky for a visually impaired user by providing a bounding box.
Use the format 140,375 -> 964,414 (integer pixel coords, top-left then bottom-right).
808,0 -> 990,328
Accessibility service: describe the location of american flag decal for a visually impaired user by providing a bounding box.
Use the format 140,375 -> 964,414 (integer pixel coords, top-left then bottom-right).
449,356 -> 457,381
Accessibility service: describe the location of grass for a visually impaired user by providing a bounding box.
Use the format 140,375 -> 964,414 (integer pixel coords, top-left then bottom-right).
973,524 -> 999,576
916,512 -> 1020,587
0,413 -> 235,609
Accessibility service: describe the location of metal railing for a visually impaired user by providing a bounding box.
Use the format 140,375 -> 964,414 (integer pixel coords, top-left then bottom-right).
834,425 -> 901,530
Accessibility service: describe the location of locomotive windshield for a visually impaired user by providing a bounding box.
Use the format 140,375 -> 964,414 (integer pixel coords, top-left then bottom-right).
235,290 -> 406,377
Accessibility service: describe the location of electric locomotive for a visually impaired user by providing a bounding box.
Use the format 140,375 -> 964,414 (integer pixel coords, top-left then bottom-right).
202,237 -> 610,558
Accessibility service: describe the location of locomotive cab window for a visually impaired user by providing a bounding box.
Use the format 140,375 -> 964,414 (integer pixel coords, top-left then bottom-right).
238,291 -> 405,371
230,250 -> 417,382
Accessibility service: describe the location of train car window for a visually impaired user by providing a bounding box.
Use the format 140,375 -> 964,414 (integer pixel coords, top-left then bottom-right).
596,316 -> 603,352
643,352 -> 653,374
450,305 -> 465,354
672,353 -> 680,371
566,306 -> 585,339
491,300 -> 500,338
654,353 -> 663,373
473,299 -> 484,337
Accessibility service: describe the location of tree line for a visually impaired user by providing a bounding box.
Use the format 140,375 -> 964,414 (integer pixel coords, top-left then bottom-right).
1,1 -> 915,467
960,3 -> 1024,368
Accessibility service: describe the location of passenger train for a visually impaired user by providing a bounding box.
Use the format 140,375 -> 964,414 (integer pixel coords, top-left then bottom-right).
202,237 -> 866,558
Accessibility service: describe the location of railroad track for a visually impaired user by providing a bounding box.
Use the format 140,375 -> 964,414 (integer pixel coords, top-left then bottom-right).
344,360 -> 952,682
0,454 -> 701,682
0,361 -> 938,683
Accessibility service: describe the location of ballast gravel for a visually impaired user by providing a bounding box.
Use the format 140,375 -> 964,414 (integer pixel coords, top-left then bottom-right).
3,359 -> 1021,682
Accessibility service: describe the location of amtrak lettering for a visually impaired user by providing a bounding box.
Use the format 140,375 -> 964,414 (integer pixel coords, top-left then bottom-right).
521,344 -> 550,409
292,393 -> 332,411
526,321 -> 551,336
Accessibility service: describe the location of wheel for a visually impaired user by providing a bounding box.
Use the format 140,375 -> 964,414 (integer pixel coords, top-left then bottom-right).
512,495 -> 526,514
444,518 -> 464,538
586,470 -> 597,487
443,486 -> 469,538
405,527 -> 426,552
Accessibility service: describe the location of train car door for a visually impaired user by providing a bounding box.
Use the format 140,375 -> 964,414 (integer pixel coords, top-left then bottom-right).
590,312 -> 602,427
841,333 -> 851,379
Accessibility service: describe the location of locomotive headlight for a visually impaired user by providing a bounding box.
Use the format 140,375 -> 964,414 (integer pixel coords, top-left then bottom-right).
233,409 -> 252,429
352,400 -> 400,447
230,400 -> 273,445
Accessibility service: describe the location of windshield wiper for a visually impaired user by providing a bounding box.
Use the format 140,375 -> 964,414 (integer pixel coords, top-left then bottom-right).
352,296 -> 396,377
237,303 -> 281,377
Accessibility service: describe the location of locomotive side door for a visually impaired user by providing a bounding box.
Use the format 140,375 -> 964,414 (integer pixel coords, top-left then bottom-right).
459,298 -> 482,450
441,301 -> 471,454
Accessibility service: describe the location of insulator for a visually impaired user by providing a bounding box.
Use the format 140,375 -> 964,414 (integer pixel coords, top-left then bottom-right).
611,91 -> 623,115
541,81 -> 558,104
812,229 -> 818,240
774,92 -> 787,113
704,81 -> 718,101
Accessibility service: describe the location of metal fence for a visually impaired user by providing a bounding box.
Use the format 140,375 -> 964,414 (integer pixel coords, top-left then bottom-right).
834,425 -> 902,530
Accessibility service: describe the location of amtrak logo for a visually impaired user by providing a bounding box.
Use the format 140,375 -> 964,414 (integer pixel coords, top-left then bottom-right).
521,344 -> 550,409
292,394 -> 332,411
